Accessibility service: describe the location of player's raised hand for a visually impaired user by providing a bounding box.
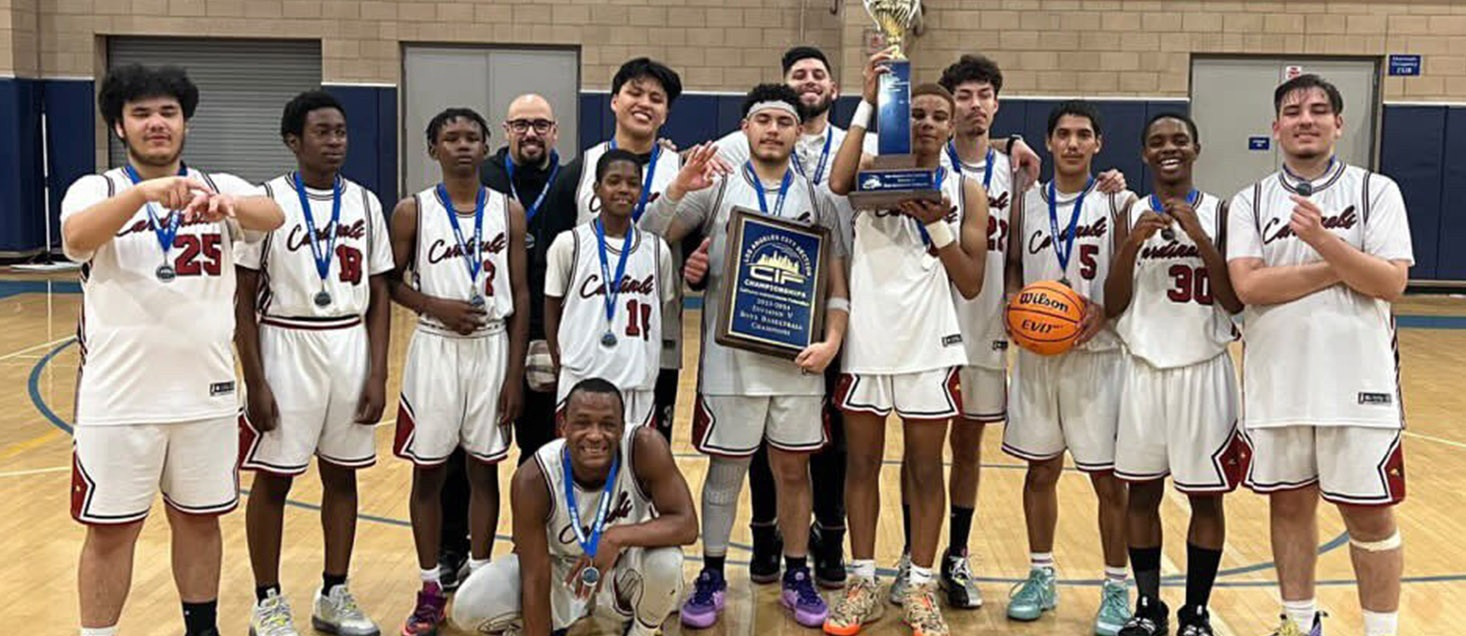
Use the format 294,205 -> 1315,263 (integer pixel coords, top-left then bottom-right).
188,191 -> 238,224
861,48 -> 896,106
137,175 -> 212,211
897,197 -> 949,225
427,297 -> 487,335
795,339 -> 838,375
666,143 -> 729,200
683,237 -> 711,286
1095,169 -> 1127,194
1129,210 -> 1171,245
1075,296 -> 1106,345
245,383 -> 280,433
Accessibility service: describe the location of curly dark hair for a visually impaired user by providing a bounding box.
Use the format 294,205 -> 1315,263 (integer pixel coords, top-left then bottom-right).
939,54 -> 1004,97
741,83 -> 804,120
1142,112 -> 1199,146
98,63 -> 199,130
280,90 -> 346,140
611,57 -> 683,105
425,107 -> 490,146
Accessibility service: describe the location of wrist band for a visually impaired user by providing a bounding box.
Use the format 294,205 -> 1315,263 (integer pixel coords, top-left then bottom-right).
852,101 -> 874,130
924,221 -> 955,249
827,297 -> 850,313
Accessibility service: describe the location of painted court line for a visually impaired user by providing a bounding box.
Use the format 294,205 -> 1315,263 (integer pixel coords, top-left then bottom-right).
0,336 -> 73,362
0,465 -> 69,478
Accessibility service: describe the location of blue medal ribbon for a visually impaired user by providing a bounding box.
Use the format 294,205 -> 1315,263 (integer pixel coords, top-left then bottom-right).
1047,176 -> 1097,279
437,183 -> 487,287
124,164 -> 187,263
1282,155 -> 1335,192
505,151 -> 560,223
607,140 -> 662,222
745,162 -> 793,217
293,172 -> 343,287
792,127 -> 833,186
1149,188 -> 1200,213
561,446 -> 620,560
916,167 -> 949,248
946,140 -> 995,189
594,218 -> 635,332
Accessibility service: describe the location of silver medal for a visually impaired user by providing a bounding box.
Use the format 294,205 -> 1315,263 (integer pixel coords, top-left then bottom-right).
156,264 -> 176,283
470,294 -> 486,308
600,332 -> 618,348
580,566 -> 600,587
314,290 -> 332,307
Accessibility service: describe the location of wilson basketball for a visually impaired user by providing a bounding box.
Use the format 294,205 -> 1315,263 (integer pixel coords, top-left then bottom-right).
1006,280 -> 1086,356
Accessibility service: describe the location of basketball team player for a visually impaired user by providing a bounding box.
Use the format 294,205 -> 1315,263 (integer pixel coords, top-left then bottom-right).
63,64 -> 285,636
450,379 -> 698,636
541,58 -> 687,441
642,84 -> 850,629
1227,74 -> 1412,636
544,149 -> 676,425
236,90 -> 393,636
1105,113 -> 1245,636
1003,100 -> 1138,635
824,51 -> 990,636
387,107 -> 529,635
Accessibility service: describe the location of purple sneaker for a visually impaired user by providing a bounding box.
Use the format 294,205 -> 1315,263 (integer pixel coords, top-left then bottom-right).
781,567 -> 829,627
679,569 -> 726,628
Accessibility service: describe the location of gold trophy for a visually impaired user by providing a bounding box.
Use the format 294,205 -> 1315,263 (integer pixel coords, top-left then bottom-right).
862,0 -> 920,59
850,0 -> 940,208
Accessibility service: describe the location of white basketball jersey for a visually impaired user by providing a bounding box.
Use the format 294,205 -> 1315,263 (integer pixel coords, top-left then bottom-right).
534,429 -> 656,563
554,224 -> 666,393
945,148 -> 1014,370
1018,181 -> 1135,352
410,185 -> 515,332
1227,162 -> 1414,429
1114,192 -> 1238,368
239,174 -> 394,326
60,167 -> 260,426
844,169 -> 969,374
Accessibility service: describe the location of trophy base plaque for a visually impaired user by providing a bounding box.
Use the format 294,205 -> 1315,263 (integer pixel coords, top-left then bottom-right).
848,164 -> 943,210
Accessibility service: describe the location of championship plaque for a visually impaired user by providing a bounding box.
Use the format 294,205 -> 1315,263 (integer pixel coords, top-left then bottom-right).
849,0 -> 942,210
715,207 -> 829,359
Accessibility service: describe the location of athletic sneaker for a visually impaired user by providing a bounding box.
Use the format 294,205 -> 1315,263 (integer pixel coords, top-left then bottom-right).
1094,580 -> 1132,636
780,567 -> 829,627
312,584 -> 380,636
437,551 -> 468,593
1269,612 -> 1325,636
1117,595 -> 1168,636
939,549 -> 983,609
810,524 -> 847,589
1177,604 -> 1215,636
250,589 -> 300,636
679,569 -> 726,628
888,552 -> 911,606
822,577 -> 884,635
1006,567 -> 1057,621
400,584 -> 446,636
902,583 -> 949,636
750,522 -> 784,584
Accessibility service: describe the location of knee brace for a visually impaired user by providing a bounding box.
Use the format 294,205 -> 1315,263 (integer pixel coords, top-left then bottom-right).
1349,530 -> 1402,552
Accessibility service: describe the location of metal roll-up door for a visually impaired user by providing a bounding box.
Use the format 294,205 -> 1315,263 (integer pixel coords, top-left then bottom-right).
107,37 -> 322,184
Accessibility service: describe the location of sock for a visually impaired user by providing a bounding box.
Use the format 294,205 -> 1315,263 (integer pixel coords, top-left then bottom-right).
1282,598 -> 1317,630
901,504 -> 911,553
908,564 -> 935,587
1362,610 -> 1398,636
1184,542 -> 1223,611
784,554 -> 807,573
181,600 -> 217,636
852,558 -> 877,580
255,583 -> 280,603
322,572 -> 347,595
469,557 -> 491,573
705,555 -> 726,576
1128,546 -> 1162,599
1029,552 -> 1055,571
1104,565 -> 1129,587
948,506 -> 974,555
80,627 -> 118,636
420,566 -> 442,587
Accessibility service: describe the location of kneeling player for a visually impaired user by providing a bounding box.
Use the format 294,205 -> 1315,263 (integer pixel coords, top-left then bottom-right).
545,149 -> 675,427
451,378 -> 698,636
388,108 -> 529,635
1105,113 -> 1246,636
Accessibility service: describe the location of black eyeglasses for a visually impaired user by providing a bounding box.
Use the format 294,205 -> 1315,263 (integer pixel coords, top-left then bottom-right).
506,119 -> 555,134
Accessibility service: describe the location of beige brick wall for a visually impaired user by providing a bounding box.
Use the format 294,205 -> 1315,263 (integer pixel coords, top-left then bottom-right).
5,0 -> 1466,101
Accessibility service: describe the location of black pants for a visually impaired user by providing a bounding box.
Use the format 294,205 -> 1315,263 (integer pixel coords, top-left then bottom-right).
749,363 -> 848,530
652,367 -> 678,441
440,377 -> 557,559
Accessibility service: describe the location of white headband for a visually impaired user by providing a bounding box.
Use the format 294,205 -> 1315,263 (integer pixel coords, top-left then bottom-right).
746,100 -> 802,122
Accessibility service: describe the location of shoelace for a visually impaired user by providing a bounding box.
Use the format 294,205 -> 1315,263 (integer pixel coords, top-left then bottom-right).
1179,625 -> 1211,636
1008,572 -> 1049,601
1123,615 -> 1158,631
689,574 -> 720,607
258,599 -> 292,629
791,574 -> 823,605
333,589 -> 364,616
836,581 -> 876,617
948,557 -> 975,584
1102,584 -> 1128,611
908,590 -> 944,628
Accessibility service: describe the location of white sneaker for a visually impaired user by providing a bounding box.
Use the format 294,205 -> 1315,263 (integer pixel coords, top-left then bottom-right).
312,584 -> 381,636
250,589 -> 301,636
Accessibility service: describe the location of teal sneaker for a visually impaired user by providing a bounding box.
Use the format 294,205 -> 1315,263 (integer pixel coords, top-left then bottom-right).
1006,567 -> 1057,621
1094,580 -> 1132,636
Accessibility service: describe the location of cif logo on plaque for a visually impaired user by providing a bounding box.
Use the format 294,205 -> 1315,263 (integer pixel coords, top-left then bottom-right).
849,0 -> 941,210
746,233 -> 811,287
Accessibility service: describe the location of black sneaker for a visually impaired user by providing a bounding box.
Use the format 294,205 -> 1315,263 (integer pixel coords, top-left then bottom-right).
1117,595 -> 1169,636
749,522 -> 783,584
810,523 -> 847,589
939,548 -> 983,609
1177,605 -> 1215,636
438,551 -> 469,592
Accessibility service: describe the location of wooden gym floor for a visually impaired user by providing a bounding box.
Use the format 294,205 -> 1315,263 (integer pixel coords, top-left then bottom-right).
2,272 -> 1464,635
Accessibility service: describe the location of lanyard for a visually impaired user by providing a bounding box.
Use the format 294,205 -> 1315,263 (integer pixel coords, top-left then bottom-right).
916,167 -> 950,247
946,140 -> 994,189
123,164 -> 187,262
505,151 -> 560,223
607,140 -> 662,221
745,162 -> 793,217
437,183 -> 487,285
561,446 -> 620,558
594,218 -> 635,329
1149,189 -> 1200,212
293,172 -> 342,285
792,127 -> 833,186
1047,176 -> 1097,277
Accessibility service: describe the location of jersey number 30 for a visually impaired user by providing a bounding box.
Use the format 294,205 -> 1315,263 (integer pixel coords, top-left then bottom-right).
1167,265 -> 1213,305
